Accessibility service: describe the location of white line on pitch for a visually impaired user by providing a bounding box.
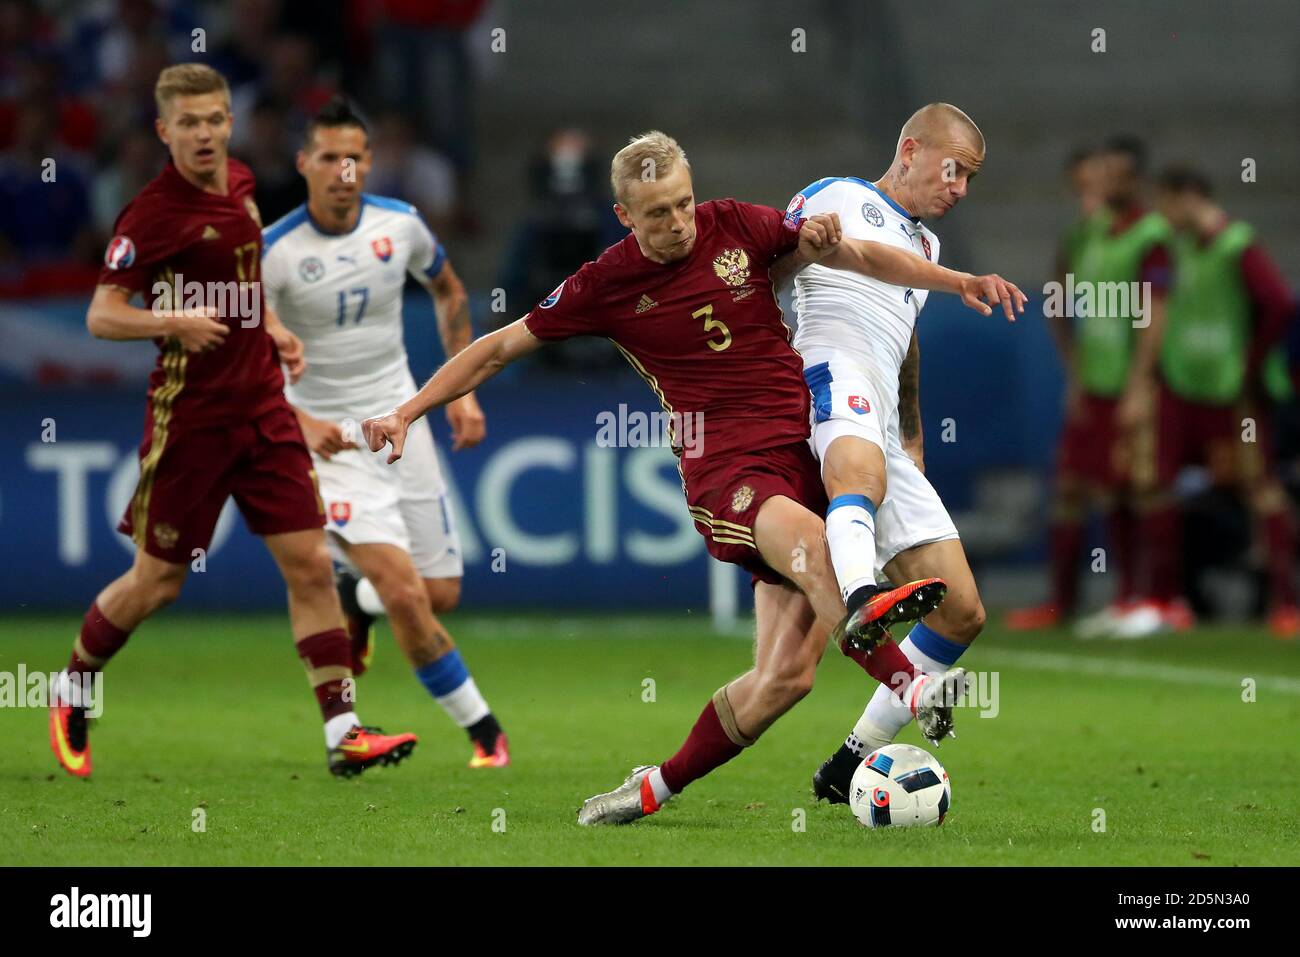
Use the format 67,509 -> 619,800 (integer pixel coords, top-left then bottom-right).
974,648 -> 1300,696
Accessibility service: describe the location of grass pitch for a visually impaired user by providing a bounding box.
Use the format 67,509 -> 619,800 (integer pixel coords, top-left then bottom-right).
1,612 -> 1297,866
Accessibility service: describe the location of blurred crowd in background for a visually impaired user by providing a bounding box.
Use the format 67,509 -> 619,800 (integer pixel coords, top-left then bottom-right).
0,0 -> 623,326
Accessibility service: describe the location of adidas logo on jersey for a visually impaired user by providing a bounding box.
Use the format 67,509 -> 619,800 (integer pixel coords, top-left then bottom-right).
635,294 -> 658,314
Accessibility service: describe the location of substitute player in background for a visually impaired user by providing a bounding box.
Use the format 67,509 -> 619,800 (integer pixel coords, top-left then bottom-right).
50,64 -> 416,779
262,97 -> 509,764
1133,166 -> 1297,639
364,132 -> 1016,825
1008,136 -> 1174,637
779,104 -> 1027,803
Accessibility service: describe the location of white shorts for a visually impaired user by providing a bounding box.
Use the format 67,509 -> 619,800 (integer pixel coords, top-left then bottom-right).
315,416 -> 463,580
803,350 -> 959,576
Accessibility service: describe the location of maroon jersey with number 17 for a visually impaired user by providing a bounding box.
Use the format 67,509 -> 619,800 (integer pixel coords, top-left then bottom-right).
523,199 -> 811,463
98,157 -> 284,426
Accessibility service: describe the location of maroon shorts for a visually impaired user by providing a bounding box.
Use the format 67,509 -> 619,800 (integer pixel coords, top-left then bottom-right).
119,397 -> 326,562
1134,383 -> 1274,488
1057,392 -> 1128,489
683,440 -> 829,587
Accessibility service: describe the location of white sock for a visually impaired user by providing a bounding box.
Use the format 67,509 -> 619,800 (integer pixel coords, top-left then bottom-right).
825,495 -> 878,601
436,677 -> 490,727
846,715 -> 897,757
356,578 -> 385,617
325,711 -> 360,749
859,629 -> 964,743
647,767 -> 674,805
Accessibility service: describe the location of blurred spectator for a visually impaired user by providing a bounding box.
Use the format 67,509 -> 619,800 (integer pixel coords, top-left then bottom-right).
366,110 -> 457,236
236,94 -> 305,225
498,129 -> 625,371
229,32 -> 333,152
370,0 -> 484,177
91,126 -> 164,237
0,49 -> 98,153
207,0 -> 282,89
0,102 -> 95,266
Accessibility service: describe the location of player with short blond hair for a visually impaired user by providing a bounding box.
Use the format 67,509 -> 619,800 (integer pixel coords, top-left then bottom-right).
362,131 -> 1011,825
49,65 -> 417,780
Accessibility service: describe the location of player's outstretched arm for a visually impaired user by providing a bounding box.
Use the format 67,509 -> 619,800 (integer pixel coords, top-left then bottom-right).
362,318 -> 542,464
824,239 -> 1027,321
86,284 -> 228,351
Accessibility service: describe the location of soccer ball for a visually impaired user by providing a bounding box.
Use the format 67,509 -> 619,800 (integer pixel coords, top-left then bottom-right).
848,743 -> 951,828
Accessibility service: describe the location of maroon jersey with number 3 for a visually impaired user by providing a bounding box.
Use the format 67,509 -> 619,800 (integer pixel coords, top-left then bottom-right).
524,199 -> 809,461
524,199 -> 825,584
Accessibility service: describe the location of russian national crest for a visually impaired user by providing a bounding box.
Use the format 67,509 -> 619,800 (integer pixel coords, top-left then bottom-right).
713,248 -> 750,287
371,237 -> 393,262
730,484 -> 755,513
104,235 -> 135,270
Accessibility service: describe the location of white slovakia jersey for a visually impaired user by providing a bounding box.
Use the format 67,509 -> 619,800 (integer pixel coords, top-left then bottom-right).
261,194 -> 447,421
789,176 -> 941,391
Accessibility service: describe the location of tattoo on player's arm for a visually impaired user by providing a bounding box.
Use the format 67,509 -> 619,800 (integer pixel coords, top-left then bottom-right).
441,298 -> 473,357
899,332 -> 922,440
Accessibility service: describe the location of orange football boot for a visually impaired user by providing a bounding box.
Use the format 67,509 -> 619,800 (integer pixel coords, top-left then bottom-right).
328,725 -> 417,777
468,732 -> 510,768
50,704 -> 92,778
838,578 -> 948,653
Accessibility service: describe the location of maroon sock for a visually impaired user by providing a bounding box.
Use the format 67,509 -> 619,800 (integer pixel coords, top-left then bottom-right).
1049,517 -> 1084,613
1107,507 -> 1139,603
67,602 -> 132,675
659,700 -> 743,794
841,638 -> 921,700
1140,505 -> 1182,602
1262,509 -> 1297,608
296,628 -> 354,722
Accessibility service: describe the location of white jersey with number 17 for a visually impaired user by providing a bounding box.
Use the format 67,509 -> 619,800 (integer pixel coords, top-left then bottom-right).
261,193 -> 447,420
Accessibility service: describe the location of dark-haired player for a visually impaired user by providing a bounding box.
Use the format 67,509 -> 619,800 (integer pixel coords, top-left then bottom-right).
50,64 -> 416,778
1145,165 -> 1298,638
262,97 -> 509,765
363,132 -> 1015,824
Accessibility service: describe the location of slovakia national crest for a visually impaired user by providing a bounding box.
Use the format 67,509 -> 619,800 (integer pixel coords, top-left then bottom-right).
920,235 -> 932,260
371,237 -> 393,262
862,203 -> 884,227
783,193 -> 806,229
104,235 -> 135,270
329,502 -> 352,527
847,395 -> 871,414
540,281 -> 564,309
298,256 -> 324,282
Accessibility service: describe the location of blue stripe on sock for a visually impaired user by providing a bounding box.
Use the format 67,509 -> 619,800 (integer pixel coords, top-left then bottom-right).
827,493 -> 877,519
416,650 -> 470,698
907,621 -> 966,666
